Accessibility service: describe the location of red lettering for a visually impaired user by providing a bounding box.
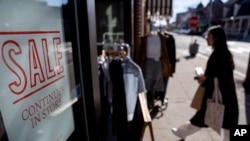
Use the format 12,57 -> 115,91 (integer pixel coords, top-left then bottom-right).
21,87 -> 63,128
29,39 -> 45,87
53,37 -> 64,75
42,38 -> 56,79
28,105 -> 36,116
42,108 -> 47,119
22,109 -> 29,120
1,32 -> 65,103
1,40 -> 27,95
31,113 -> 41,128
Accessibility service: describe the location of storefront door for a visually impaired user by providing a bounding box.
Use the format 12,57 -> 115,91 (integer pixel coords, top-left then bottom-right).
0,0 -> 98,140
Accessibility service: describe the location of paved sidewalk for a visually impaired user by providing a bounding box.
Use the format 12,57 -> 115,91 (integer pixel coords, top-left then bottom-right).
142,48 -> 246,141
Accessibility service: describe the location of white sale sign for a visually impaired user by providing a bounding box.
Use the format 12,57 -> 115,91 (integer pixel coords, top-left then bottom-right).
0,1 -> 75,141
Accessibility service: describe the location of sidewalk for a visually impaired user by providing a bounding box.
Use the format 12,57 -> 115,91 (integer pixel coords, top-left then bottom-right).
142,48 -> 246,141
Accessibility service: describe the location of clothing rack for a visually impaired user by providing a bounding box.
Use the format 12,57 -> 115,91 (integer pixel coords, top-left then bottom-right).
97,42 -> 154,141
97,42 -> 131,58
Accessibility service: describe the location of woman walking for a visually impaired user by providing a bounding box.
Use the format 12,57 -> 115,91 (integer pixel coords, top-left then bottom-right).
171,25 -> 239,141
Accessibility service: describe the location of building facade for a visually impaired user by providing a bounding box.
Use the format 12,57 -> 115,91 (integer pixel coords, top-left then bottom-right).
174,0 -> 250,41
222,0 -> 250,41
0,0 -> 174,141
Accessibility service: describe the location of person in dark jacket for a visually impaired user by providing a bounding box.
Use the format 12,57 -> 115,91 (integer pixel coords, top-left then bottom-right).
171,25 -> 239,141
243,52 -> 250,124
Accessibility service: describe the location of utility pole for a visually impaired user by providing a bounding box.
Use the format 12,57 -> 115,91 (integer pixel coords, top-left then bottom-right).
208,0 -> 213,27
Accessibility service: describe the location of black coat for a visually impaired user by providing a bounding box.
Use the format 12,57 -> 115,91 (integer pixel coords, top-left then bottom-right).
163,33 -> 176,73
190,48 -> 239,130
243,52 -> 250,93
109,60 -> 129,141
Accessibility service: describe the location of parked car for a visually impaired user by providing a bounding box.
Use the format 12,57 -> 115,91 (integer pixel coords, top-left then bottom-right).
179,29 -> 191,34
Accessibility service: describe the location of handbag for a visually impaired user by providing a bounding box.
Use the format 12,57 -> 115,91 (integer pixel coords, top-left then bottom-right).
204,77 -> 225,135
190,85 -> 205,110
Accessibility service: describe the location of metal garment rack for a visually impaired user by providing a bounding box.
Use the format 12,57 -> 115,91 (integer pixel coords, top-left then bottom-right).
97,42 -> 131,58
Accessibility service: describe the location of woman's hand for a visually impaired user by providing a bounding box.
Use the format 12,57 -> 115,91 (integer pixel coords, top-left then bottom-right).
196,75 -> 206,84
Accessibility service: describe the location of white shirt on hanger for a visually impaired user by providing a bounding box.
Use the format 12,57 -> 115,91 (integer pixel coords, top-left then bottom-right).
121,57 -> 146,121
146,34 -> 161,61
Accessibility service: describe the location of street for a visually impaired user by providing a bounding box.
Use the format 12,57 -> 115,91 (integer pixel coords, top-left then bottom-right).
172,33 -> 250,78
142,33 -> 247,140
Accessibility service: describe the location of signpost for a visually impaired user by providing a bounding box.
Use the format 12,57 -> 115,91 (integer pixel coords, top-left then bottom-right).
189,16 -> 199,29
188,16 -> 200,56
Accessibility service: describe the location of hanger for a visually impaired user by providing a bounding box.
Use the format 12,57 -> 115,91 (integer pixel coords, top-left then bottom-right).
107,50 -> 126,58
97,42 -> 131,58
102,32 -> 124,43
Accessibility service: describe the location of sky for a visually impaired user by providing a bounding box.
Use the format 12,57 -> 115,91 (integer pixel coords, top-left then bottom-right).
170,0 -> 228,22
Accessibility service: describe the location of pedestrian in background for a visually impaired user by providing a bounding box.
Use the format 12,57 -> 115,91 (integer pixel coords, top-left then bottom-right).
243,51 -> 250,124
171,25 -> 239,141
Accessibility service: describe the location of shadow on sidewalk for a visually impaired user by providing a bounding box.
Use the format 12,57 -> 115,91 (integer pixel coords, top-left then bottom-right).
149,104 -> 168,119
184,55 -> 196,60
150,106 -> 163,119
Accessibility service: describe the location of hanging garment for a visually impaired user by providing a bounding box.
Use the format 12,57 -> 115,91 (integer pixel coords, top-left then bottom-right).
129,98 -> 145,141
157,32 -> 177,103
143,58 -> 164,95
140,33 -> 167,89
140,33 -> 173,77
98,55 -> 113,100
146,34 -> 161,61
98,63 -> 109,115
109,59 -> 129,141
163,32 -> 176,73
121,57 -> 146,121
139,33 -> 173,106
98,63 -> 111,139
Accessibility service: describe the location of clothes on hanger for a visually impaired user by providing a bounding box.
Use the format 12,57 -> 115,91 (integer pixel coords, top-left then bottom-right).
162,31 -> 176,73
109,59 -> 129,141
146,33 -> 161,61
97,42 -> 147,141
97,45 -> 113,102
97,52 -> 114,141
138,32 -> 176,107
106,44 -> 146,120
121,56 -> 146,121
139,32 -> 173,107
156,32 -> 176,105
140,33 -> 173,77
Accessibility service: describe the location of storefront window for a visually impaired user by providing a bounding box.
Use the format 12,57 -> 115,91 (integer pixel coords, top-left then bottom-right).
0,0 -> 81,140
96,1 -> 124,43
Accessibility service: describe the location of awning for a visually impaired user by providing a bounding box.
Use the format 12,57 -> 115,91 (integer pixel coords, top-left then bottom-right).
145,0 -> 172,16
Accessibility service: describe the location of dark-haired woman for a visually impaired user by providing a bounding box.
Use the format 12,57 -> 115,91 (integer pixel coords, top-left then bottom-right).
171,25 -> 239,141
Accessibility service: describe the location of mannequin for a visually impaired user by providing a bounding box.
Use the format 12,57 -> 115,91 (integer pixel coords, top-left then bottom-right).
143,30 -> 164,108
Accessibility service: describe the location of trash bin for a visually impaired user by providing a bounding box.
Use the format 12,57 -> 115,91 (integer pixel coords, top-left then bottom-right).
189,39 -> 199,57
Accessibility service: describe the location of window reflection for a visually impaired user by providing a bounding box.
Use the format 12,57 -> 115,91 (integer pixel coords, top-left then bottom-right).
36,0 -> 68,7
96,1 -> 124,43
